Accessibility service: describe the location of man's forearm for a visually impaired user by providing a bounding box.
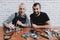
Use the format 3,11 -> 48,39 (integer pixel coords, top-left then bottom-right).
4,23 -> 15,29
17,20 -> 27,27
38,25 -> 50,29
32,24 -> 50,29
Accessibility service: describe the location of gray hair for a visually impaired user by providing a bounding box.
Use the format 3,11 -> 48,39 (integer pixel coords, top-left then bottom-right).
19,3 -> 25,8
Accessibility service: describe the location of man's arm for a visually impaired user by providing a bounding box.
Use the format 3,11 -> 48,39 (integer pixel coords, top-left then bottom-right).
32,21 -> 51,29
17,15 -> 31,27
3,13 -> 15,29
17,20 -> 27,27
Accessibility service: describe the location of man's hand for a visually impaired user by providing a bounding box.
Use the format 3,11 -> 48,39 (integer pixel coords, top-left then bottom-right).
4,24 -> 15,29
9,24 -> 15,29
17,20 -> 23,25
32,24 -> 39,28
32,24 -> 37,27
50,36 -> 58,40
17,20 -> 27,27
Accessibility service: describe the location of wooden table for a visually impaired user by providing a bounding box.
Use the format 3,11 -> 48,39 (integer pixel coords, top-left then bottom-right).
10,28 -> 48,40
0,27 -> 60,40
0,27 -> 4,40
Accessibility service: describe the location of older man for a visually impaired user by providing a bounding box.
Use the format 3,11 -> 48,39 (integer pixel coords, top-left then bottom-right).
3,3 -> 31,40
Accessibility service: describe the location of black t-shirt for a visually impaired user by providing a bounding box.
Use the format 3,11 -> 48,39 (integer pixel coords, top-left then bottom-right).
12,13 -> 27,26
30,12 -> 50,25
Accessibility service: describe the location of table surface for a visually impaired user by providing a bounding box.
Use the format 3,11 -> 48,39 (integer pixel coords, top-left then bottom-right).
0,27 -> 60,40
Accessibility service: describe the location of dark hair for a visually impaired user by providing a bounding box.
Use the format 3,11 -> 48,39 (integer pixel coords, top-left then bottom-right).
33,3 -> 41,8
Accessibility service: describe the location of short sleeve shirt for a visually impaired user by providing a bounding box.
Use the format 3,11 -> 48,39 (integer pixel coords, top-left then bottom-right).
30,12 -> 50,25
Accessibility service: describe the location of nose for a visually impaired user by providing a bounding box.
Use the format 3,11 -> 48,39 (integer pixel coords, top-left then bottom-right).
34,9 -> 37,12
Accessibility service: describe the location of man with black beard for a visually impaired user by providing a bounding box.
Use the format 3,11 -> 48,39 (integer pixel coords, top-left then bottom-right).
30,3 -> 50,29
30,3 -> 51,40
30,2 -> 58,40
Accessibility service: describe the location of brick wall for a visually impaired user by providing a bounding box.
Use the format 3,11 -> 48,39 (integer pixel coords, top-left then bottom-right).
0,0 -> 60,27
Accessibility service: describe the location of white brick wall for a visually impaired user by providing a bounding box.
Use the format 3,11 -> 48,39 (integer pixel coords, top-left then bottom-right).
0,0 -> 60,27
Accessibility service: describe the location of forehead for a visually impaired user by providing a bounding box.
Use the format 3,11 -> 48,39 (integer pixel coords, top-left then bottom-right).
19,5 -> 25,8
33,5 -> 40,8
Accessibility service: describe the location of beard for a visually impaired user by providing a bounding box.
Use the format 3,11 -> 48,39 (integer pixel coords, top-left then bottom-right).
34,12 -> 40,16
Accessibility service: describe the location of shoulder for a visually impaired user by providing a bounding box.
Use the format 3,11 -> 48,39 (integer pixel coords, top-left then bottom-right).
14,12 -> 19,16
40,12 -> 48,16
30,13 -> 34,17
40,12 -> 47,15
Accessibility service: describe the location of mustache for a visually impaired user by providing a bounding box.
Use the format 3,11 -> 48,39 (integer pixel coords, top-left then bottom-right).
34,11 -> 39,13
34,12 -> 39,15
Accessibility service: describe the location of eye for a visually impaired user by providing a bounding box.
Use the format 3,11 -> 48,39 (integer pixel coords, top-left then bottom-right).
33,9 -> 35,10
36,8 -> 38,10
19,8 -> 22,10
33,8 -> 38,10
20,8 -> 25,10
